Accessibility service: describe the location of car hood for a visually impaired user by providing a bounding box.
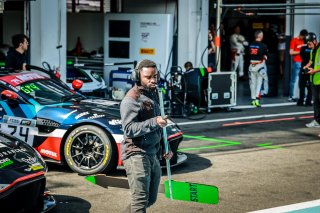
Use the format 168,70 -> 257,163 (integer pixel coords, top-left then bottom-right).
0,140 -> 46,186
36,98 -> 122,126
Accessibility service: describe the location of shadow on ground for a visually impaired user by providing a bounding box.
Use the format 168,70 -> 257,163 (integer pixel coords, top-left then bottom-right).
47,162 -> 73,173
165,153 -> 212,175
48,195 -> 91,213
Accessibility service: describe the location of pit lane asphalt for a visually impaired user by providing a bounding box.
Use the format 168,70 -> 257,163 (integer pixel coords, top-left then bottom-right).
46,104 -> 320,213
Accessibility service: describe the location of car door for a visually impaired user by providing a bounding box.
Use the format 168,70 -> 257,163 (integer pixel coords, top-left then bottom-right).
0,85 -> 38,146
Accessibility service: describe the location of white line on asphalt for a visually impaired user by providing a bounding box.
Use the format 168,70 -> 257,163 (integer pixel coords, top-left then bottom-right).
248,199 -> 320,213
177,111 -> 313,126
233,102 -> 296,109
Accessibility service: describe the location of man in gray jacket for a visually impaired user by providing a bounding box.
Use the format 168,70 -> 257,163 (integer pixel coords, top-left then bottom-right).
120,59 -> 172,213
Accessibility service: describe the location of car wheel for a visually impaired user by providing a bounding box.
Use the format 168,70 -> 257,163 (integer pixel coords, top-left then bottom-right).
64,125 -> 116,175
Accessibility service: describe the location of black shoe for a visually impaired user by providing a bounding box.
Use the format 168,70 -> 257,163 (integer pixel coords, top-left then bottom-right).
305,102 -> 312,106
297,100 -> 304,106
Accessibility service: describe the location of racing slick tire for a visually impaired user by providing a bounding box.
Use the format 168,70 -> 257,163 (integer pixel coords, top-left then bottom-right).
64,125 -> 116,175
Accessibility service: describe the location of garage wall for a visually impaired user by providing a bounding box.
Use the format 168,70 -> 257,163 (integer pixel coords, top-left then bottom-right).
67,13 -> 104,53
2,11 -> 23,45
66,1 -> 177,54
294,0 -> 320,37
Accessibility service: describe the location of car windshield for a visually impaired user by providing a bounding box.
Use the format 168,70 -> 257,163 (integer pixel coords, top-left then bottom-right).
18,79 -> 84,105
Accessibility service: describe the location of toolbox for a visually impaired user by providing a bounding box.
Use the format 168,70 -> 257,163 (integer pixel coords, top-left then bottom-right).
207,72 -> 237,109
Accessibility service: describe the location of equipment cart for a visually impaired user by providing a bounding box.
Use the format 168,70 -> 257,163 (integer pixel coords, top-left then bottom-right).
207,72 -> 237,112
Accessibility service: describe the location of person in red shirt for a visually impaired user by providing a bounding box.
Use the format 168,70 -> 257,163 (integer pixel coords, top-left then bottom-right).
289,29 -> 308,101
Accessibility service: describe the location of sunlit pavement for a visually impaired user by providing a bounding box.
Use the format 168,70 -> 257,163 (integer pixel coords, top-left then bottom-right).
46,100 -> 320,212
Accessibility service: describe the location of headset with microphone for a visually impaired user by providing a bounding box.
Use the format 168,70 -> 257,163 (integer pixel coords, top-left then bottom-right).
131,59 -> 160,84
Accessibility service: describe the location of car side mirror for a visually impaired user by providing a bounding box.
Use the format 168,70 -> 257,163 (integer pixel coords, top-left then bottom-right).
72,79 -> 83,91
1,90 -> 18,100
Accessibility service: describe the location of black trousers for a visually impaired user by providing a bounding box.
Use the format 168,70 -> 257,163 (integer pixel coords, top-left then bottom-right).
311,84 -> 320,123
298,73 -> 312,104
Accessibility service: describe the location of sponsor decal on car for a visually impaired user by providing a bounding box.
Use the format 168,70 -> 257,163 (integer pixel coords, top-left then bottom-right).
65,136 -> 73,166
3,115 -> 37,127
0,158 -> 14,169
0,72 -> 47,86
0,148 -> 27,157
88,113 -> 105,119
20,156 -> 37,164
40,149 -> 58,158
103,143 -> 110,165
108,119 -> 122,125
75,111 -> 89,120
3,116 -> 20,125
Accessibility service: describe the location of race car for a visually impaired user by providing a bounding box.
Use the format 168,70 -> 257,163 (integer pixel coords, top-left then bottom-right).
0,132 -> 56,212
0,69 -> 185,175
66,66 -> 107,96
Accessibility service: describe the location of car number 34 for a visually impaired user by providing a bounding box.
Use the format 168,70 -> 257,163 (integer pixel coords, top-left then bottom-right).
0,123 -> 37,146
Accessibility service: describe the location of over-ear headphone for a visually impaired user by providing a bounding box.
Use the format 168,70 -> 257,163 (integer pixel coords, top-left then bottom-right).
131,59 -> 160,84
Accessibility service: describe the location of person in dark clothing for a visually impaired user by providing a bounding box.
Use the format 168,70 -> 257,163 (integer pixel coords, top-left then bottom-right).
297,44 -> 312,106
120,59 -> 173,213
263,22 -> 278,54
248,30 -> 269,107
5,34 -> 29,72
304,32 -> 320,128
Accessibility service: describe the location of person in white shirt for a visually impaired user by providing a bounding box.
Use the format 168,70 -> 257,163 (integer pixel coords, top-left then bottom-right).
230,26 -> 248,79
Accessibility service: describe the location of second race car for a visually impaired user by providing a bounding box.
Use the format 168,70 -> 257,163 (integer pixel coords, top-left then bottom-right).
0,69 -> 185,175
0,132 -> 56,212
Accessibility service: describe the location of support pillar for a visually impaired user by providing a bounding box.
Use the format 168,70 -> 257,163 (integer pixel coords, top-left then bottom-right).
283,0 -> 293,97
178,0 -> 208,68
29,0 -> 67,81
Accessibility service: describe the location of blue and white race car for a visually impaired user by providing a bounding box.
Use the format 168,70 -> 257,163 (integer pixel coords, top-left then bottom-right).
0,68 -> 185,175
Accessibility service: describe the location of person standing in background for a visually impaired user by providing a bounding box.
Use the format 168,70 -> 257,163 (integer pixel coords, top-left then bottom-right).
208,25 -> 216,70
219,23 -> 228,71
248,30 -> 268,107
263,22 -> 278,54
297,41 -> 312,106
5,34 -> 29,72
184,61 -> 193,72
277,24 -> 286,78
303,33 -> 320,128
289,29 -> 308,102
230,25 -> 248,80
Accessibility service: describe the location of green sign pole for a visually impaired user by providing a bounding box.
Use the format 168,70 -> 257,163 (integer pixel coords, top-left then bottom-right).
158,88 -> 173,200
